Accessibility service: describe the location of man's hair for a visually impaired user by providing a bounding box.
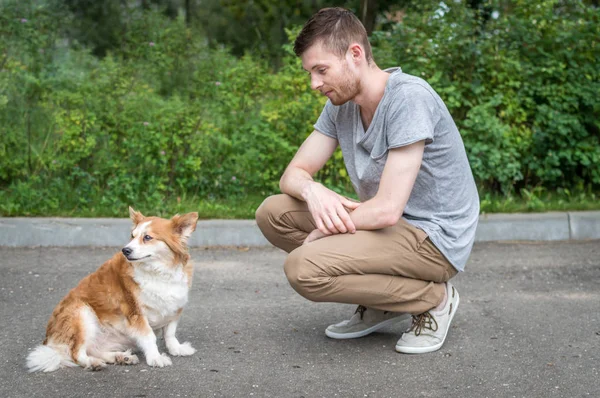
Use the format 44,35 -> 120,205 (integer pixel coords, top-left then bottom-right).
294,7 -> 373,63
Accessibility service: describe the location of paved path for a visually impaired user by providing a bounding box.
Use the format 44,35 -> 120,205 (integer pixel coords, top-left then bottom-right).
1,241 -> 599,397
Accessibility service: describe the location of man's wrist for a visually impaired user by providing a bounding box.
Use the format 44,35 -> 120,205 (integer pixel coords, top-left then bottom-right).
300,180 -> 319,201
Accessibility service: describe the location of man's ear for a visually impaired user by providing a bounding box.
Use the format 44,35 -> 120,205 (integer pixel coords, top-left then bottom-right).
171,212 -> 199,243
347,42 -> 363,63
129,206 -> 144,225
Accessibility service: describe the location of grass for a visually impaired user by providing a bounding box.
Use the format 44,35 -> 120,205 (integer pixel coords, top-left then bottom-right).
1,189 -> 599,218
75,197 -> 266,219
0,193 -> 267,219
479,188 -> 600,214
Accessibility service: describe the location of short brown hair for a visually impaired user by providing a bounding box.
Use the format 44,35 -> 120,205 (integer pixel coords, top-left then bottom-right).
294,7 -> 373,63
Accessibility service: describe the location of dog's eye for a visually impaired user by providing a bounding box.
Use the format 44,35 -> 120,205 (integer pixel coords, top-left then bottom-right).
131,234 -> 134,239
143,235 -> 153,242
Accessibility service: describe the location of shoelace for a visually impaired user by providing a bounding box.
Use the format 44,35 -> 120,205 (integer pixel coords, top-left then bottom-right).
354,305 -> 367,320
408,312 -> 438,336
354,305 -> 389,320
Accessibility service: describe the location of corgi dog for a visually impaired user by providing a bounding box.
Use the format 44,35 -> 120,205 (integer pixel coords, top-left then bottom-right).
26,207 -> 199,372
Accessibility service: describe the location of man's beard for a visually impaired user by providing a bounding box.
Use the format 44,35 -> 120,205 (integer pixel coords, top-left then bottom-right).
329,63 -> 360,106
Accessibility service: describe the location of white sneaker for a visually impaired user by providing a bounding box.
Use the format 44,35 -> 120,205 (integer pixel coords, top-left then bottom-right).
395,282 -> 460,354
325,305 -> 411,339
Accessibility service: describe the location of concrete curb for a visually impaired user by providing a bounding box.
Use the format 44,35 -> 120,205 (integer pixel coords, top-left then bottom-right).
1,211 -> 600,247
475,211 -> 600,241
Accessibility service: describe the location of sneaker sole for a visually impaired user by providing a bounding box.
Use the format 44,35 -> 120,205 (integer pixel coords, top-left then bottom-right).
325,315 -> 410,340
395,291 -> 460,354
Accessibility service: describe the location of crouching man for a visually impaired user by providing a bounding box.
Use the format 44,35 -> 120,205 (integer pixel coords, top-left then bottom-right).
256,7 -> 479,354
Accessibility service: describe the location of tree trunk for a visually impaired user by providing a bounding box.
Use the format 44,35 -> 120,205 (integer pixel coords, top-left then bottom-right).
360,0 -> 378,35
185,0 -> 191,25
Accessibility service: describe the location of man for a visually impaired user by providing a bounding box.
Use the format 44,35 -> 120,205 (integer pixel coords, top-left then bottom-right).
255,7 -> 479,354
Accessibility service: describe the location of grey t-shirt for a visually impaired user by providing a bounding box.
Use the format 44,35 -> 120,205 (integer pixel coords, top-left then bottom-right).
314,67 -> 479,271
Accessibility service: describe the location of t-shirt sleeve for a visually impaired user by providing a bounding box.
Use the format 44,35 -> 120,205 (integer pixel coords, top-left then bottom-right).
386,84 -> 438,149
313,100 -> 338,140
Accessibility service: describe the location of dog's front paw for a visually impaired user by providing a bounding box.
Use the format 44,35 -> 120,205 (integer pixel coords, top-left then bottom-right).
85,358 -> 107,371
146,353 -> 172,368
168,341 -> 196,357
116,350 -> 139,365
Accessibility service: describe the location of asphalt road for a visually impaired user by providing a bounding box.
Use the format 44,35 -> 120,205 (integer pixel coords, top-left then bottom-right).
1,241 -> 599,398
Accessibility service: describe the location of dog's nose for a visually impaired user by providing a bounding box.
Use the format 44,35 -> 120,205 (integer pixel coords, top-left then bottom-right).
122,247 -> 132,256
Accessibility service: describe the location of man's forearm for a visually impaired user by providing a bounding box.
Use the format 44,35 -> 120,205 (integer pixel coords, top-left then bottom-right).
348,196 -> 402,231
343,144 -> 420,232
281,168 -> 401,232
279,166 -> 318,202
303,196 -> 401,243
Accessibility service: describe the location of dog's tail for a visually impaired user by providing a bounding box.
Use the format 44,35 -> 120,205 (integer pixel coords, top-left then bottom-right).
26,344 -> 76,372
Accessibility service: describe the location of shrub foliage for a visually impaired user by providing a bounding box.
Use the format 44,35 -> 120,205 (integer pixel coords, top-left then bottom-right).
0,0 -> 598,216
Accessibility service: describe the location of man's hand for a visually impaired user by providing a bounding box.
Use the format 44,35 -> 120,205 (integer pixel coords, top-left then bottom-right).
279,130 -> 361,235
302,182 -> 361,236
303,229 -> 327,245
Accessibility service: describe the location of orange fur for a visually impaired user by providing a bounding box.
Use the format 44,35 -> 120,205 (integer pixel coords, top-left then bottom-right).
27,208 -> 199,372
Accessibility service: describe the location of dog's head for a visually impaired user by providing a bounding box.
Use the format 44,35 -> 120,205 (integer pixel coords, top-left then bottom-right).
121,207 -> 199,267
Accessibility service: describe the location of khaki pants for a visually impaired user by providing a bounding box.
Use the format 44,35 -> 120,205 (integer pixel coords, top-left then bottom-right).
255,194 -> 458,315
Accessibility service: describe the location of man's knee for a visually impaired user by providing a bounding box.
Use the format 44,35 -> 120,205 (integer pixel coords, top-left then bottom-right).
255,195 -> 276,232
284,248 -> 328,302
255,194 -> 293,233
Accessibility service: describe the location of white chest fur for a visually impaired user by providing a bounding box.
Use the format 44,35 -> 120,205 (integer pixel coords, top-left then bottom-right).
133,264 -> 189,329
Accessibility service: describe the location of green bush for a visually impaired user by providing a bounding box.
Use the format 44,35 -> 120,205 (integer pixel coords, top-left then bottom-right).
0,4 -> 323,215
372,0 -> 600,194
0,0 -> 598,217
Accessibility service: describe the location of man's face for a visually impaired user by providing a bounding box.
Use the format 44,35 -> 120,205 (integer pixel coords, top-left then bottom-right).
301,42 -> 360,106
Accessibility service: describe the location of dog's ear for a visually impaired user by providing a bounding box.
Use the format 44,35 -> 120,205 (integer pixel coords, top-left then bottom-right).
129,206 -> 144,225
171,212 -> 199,243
